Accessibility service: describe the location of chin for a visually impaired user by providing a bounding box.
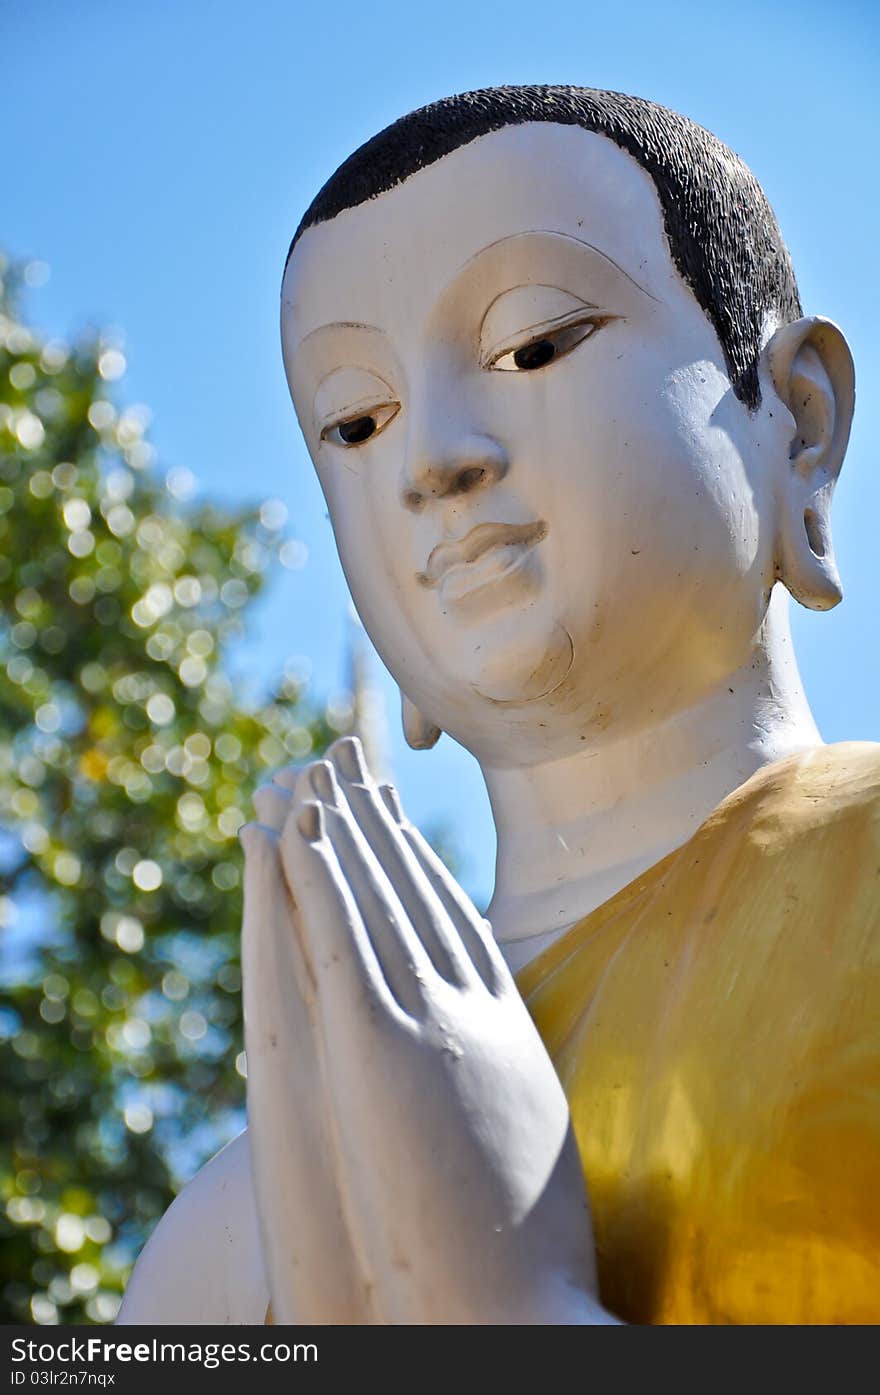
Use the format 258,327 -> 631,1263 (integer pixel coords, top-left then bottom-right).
454,616 -> 574,704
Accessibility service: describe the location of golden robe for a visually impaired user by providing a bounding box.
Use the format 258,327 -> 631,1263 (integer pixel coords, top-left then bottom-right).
517,742 -> 880,1324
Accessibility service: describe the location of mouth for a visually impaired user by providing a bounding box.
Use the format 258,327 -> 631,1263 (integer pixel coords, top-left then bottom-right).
417,520 -> 547,596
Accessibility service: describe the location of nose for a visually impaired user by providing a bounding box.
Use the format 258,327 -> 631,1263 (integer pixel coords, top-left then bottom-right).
400,432 -> 509,511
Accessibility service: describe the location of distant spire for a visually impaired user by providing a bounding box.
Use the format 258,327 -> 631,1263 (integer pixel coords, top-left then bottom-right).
346,606 -> 390,782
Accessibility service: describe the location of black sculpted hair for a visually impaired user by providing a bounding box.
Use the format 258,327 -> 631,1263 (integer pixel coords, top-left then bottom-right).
289,85 -> 801,411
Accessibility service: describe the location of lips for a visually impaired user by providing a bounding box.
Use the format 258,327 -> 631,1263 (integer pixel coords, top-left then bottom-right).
418,520 -> 547,588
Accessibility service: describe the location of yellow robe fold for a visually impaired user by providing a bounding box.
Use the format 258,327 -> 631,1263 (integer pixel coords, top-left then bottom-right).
517,742 -> 880,1324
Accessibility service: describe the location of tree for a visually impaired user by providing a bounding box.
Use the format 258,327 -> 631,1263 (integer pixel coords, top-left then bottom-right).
0,255 -> 338,1324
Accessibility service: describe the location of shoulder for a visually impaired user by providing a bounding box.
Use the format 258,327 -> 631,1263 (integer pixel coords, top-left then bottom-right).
684,741 -> 880,980
116,1129 -> 269,1325
692,743 -> 880,1121
700,741 -> 880,863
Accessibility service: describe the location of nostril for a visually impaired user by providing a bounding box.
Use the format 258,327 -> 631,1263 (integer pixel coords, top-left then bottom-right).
456,466 -> 487,495
401,437 -> 506,506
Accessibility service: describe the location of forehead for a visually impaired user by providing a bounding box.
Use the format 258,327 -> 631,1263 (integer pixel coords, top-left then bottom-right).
283,124 -> 684,345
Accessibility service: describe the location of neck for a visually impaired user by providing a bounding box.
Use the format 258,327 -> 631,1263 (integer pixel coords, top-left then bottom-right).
483,589 -> 822,973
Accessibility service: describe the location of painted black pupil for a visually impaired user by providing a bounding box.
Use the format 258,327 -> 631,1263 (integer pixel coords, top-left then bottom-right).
339,414 -> 377,444
513,338 -> 556,371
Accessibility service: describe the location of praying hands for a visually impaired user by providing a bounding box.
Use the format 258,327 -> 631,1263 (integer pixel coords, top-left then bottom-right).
241,737 -> 609,1325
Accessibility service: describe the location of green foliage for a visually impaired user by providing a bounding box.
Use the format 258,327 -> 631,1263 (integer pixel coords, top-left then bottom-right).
0,255 -> 336,1324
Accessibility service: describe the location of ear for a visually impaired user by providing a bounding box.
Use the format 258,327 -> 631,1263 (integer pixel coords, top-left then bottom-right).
766,316 -> 855,611
401,691 -> 441,750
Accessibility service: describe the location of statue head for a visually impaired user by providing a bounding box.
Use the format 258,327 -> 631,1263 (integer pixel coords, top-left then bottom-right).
281,87 -> 854,767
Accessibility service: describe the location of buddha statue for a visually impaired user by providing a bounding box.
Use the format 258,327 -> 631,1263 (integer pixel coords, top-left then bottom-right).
117,86 -> 879,1326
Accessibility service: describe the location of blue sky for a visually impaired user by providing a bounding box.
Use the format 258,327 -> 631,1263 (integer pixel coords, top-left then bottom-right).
5,0 -> 878,905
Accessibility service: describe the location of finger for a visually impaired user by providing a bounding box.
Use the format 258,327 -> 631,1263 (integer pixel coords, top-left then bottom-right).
240,820 -> 367,1321
325,741 -> 473,989
240,820 -> 312,992
379,785 -> 509,995
378,782 -> 405,823
306,770 -> 439,1017
272,763 -> 305,793
279,799 -> 411,1030
291,761 -> 322,807
296,758 -> 444,1005
253,781 -> 293,833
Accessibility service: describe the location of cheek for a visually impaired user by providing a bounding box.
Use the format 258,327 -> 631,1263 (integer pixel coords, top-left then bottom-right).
530,354 -> 771,655
653,360 -> 770,579
556,353 -> 763,560
319,468 -> 430,678
321,458 -> 400,579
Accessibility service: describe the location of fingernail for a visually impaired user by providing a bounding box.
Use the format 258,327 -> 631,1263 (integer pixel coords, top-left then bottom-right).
297,801 -> 324,841
309,760 -> 339,804
332,736 -> 366,781
379,784 -> 404,823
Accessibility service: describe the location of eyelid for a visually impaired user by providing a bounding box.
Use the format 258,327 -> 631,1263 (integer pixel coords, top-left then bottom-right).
317,391 -> 398,435
320,400 -> 400,448
479,284 -> 605,368
313,365 -> 398,437
481,307 -> 604,369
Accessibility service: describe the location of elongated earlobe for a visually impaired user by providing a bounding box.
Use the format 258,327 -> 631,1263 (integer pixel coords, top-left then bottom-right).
401,692 -> 441,750
766,316 -> 855,611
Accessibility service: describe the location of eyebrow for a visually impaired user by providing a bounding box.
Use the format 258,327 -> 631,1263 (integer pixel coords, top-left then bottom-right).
459,229 -> 659,301
287,227 -> 659,354
288,319 -> 386,358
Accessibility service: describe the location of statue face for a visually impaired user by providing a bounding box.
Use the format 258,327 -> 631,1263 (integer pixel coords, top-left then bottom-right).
282,124 -> 787,765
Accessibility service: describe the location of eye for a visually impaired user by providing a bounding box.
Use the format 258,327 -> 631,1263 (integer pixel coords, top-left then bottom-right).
490,318 -> 602,373
321,401 -> 400,448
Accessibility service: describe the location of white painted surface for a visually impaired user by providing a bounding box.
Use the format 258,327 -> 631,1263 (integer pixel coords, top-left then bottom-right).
116,1132 -> 268,1325
121,118 -> 853,1324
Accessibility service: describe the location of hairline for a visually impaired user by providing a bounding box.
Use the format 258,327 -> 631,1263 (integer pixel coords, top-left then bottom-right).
285,86 -> 802,410
286,119 -> 663,277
